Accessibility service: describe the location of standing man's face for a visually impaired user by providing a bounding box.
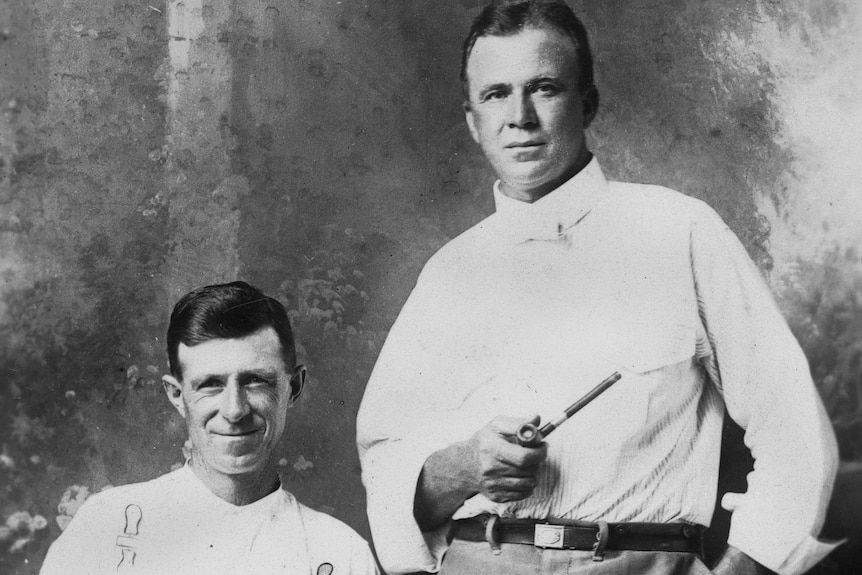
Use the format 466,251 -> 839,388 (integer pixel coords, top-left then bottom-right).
163,327 -> 304,482
464,26 -> 595,201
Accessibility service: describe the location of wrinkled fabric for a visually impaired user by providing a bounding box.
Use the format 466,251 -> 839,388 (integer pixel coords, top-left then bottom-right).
439,540 -> 712,575
357,159 -> 838,575
41,466 -> 378,575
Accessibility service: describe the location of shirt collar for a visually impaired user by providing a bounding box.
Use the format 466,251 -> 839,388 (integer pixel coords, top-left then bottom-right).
492,156 -> 607,243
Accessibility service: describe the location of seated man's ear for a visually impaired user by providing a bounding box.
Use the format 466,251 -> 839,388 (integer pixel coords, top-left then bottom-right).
162,375 -> 186,418
289,365 -> 307,404
582,86 -> 599,128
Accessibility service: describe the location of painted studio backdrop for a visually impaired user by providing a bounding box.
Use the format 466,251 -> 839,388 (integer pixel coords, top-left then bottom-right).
1,0 -> 861,572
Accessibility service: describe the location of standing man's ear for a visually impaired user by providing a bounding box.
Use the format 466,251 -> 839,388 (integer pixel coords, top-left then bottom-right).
163,375 -> 186,418
289,365 -> 307,404
582,86 -> 599,129
464,101 -> 480,145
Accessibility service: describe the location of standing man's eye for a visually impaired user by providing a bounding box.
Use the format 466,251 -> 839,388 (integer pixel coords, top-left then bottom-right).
533,83 -> 558,95
482,91 -> 507,102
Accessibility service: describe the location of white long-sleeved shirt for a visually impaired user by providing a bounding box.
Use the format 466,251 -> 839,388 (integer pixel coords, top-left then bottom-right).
40,465 -> 379,575
357,159 -> 838,575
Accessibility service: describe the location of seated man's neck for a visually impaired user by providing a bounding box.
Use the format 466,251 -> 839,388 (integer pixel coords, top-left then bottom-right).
190,460 -> 280,506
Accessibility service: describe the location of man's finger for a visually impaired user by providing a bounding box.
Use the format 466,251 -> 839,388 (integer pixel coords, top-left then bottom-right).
483,478 -> 539,502
483,463 -> 542,479
491,440 -> 547,468
488,414 -> 540,437
482,475 -> 537,491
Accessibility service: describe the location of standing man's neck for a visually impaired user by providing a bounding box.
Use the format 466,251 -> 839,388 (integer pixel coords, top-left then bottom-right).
500,150 -> 593,203
189,459 -> 280,506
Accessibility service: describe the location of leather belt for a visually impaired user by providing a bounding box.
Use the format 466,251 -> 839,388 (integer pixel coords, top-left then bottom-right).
451,515 -> 704,560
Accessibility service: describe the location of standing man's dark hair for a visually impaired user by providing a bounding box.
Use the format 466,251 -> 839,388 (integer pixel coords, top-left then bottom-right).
460,0 -> 597,106
166,281 -> 297,379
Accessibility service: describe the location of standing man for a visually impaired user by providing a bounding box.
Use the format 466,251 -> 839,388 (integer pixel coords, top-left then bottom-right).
42,282 -> 379,575
357,2 -> 838,575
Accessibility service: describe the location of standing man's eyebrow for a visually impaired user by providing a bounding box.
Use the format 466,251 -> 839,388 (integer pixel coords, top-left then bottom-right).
526,77 -> 566,89
476,83 -> 510,95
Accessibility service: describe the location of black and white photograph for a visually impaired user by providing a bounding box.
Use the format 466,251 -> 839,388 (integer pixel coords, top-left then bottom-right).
1,1 -> 860,573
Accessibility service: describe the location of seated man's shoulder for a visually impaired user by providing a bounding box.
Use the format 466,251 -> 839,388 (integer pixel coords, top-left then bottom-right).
294,501 -> 378,573
40,469 -> 188,574
296,501 -> 369,545
70,468 -> 183,518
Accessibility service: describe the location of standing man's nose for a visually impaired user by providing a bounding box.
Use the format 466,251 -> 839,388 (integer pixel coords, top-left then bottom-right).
220,380 -> 251,423
508,91 -> 538,128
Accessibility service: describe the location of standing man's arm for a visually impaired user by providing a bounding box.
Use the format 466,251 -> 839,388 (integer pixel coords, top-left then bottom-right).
357,256 -> 546,574
690,202 -> 839,575
357,260 -> 469,575
414,415 -> 547,531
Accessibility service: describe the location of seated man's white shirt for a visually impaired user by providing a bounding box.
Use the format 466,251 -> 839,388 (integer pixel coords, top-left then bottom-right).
356,159 -> 838,575
40,465 -> 378,575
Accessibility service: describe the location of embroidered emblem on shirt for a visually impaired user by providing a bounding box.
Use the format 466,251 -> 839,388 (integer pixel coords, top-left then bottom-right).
116,504 -> 142,571
316,562 -> 334,575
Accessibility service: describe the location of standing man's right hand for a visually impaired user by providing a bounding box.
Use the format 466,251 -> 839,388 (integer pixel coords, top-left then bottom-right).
413,415 -> 548,531
470,415 -> 548,502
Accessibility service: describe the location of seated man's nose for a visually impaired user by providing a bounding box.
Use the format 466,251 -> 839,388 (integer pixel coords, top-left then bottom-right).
221,386 -> 250,420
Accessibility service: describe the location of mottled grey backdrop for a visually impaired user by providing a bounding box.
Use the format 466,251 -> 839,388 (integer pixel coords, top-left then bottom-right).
2,0 -> 861,573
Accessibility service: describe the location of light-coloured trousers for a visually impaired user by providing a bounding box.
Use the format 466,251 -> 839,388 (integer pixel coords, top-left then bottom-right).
439,539 -> 713,575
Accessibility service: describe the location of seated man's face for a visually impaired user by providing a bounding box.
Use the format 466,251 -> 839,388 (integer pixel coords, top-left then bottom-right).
164,327 -> 299,480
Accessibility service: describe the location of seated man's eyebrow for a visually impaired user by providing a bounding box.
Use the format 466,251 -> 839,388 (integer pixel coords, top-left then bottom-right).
243,369 -> 279,381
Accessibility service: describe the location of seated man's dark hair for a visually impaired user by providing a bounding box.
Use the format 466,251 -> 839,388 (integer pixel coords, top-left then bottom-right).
460,0 -> 596,100
166,281 -> 297,379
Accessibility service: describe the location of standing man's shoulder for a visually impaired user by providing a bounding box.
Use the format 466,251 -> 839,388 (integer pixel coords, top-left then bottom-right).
606,178 -> 720,224
417,212 -> 503,278
603,178 -> 739,250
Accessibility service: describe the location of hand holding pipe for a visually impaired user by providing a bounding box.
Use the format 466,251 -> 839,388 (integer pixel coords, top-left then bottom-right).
516,372 -> 622,446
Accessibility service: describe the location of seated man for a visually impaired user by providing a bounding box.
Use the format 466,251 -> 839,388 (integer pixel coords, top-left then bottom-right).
41,281 -> 378,575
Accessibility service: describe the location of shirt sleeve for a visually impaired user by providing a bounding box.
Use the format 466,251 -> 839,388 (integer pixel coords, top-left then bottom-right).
689,203 -> 840,575
356,257 -> 457,575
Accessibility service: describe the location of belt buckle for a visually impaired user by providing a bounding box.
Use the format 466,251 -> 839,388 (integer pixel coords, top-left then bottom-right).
534,524 -> 565,549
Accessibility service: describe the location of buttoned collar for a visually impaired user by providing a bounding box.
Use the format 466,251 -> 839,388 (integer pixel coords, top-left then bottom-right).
492,157 -> 607,243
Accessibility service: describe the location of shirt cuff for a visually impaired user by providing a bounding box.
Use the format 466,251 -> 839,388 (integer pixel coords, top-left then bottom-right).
363,439 -> 448,574
723,493 -> 841,575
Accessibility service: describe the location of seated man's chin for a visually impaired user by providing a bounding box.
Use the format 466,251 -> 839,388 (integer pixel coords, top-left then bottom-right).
217,455 -> 268,474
